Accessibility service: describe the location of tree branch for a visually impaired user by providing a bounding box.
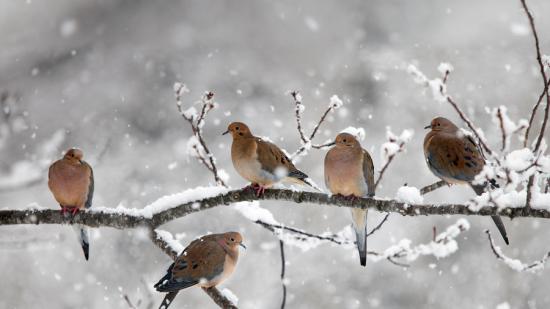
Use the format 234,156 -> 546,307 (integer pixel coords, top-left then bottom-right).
3,188 -> 550,231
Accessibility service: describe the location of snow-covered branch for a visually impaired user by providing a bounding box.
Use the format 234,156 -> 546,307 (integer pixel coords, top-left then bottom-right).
485,230 -> 550,273
3,187 -> 550,231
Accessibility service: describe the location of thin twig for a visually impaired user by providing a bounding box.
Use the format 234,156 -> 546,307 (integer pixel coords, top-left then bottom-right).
291,91 -> 309,144
366,213 -> 390,237
496,107 -> 507,151
279,240 -> 287,309
374,140 -> 406,190
420,180 -> 448,195
519,0 -> 550,152
523,77 -> 550,147
486,230 -> 550,272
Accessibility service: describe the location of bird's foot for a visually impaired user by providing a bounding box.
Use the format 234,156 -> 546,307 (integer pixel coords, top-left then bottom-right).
60,206 -> 79,217
344,195 -> 359,203
246,183 -> 267,197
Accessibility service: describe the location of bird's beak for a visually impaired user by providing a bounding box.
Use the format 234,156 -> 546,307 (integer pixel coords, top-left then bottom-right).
424,125 -> 431,129
239,243 -> 247,250
222,130 -> 230,135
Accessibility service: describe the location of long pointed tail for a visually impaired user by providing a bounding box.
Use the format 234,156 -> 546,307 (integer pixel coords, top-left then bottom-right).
470,184 -> 509,245
158,291 -> 179,309
72,225 -> 90,260
350,209 -> 367,267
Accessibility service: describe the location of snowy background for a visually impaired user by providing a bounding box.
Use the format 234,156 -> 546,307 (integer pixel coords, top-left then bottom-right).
1,0 -> 550,308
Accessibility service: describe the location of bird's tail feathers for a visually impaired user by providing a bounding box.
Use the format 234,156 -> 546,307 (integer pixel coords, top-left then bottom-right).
469,184 -> 509,245
351,209 -> 367,267
72,224 -> 90,260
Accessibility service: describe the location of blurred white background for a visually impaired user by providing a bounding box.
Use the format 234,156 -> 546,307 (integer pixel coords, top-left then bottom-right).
1,0 -> 549,308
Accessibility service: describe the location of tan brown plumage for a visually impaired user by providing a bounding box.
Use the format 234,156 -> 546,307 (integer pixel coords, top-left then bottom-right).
48,148 -> 94,260
423,117 -> 509,245
325,133 -> 375,266
155,232 -> 245,309
224,122 -> 312,195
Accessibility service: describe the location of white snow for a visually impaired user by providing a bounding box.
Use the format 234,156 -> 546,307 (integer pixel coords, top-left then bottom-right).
221,288 -> 239,304
329,95 -> 344,109
395,186 -> 423,204
155,229 -> 184,255
142,186 -> 231,216
380,128 -> 413,166
340,126 -> 365,141
437,62 -> 454,74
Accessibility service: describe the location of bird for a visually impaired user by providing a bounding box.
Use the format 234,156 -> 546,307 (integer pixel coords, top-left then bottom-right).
154,232 -> 245,309
423,116 -> 509,245
223,121 -> 315,196
324,132 -> 375,266
48,148 -> 94,260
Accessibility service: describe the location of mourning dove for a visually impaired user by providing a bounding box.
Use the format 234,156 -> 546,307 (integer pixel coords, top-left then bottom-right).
154,232 -> 245,309
48,148 -> 94,260
324,133 -> 375,266
424,117 -> 509,244
223,122 -> 315,196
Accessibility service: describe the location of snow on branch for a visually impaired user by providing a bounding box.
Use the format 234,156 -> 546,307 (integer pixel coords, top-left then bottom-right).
519,0 -> 550,153
375,128 -> 413,190
485,230 -> 550,273
3,187 -> 550,231
369,219 -> 470,267
174,83 -> 227,186
290,91 -> 344,159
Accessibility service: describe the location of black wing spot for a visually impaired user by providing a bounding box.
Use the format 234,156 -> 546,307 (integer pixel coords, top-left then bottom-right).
465,162 -> 473,168
464,155 -> 472,161
446,153 -> 451,158
452,157 -> 459,166
192,264 -> 198,269
280,157 -> 285,164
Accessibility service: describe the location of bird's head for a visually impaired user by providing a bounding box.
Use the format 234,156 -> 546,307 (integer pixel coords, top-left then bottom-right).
221,232 -> 246,250
424,117 -> 458,132
63,148 -> 84,162
223,122 -> 253,139
333,133 -> 360,148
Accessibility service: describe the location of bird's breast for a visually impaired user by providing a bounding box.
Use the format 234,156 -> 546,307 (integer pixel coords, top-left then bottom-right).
325,150 -> 367,196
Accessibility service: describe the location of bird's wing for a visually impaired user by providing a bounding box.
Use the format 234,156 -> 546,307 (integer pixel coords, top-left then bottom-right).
256,138 -> 308,179
82,161 -> 94,209
426,133 -> 485,182
155,237 -> 225,292
362,149 -> 376,197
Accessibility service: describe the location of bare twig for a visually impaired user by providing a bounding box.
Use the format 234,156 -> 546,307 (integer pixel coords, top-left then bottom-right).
366,213 -> 390,237
519,0 -> 550,209
496,107 -> 507,151
290,91 -> 338,158
486,230 -> 550,272
279,240 -> 287,309
123,295 -> 138,309
519,0 -> 550,152
420,180 -> 448,195
523,77 -> 550,147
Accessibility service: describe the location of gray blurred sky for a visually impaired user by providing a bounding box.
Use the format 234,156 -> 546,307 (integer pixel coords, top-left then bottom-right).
1,0 -> 550,308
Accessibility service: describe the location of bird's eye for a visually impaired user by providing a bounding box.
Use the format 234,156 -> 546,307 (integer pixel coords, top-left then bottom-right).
437,123 -> 441,126
235,127 -> 239,130
230,238 -> 235,242
342,139 -> 347,143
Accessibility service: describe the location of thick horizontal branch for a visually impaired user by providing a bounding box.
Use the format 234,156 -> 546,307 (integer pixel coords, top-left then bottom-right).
2,188 -> 550,230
